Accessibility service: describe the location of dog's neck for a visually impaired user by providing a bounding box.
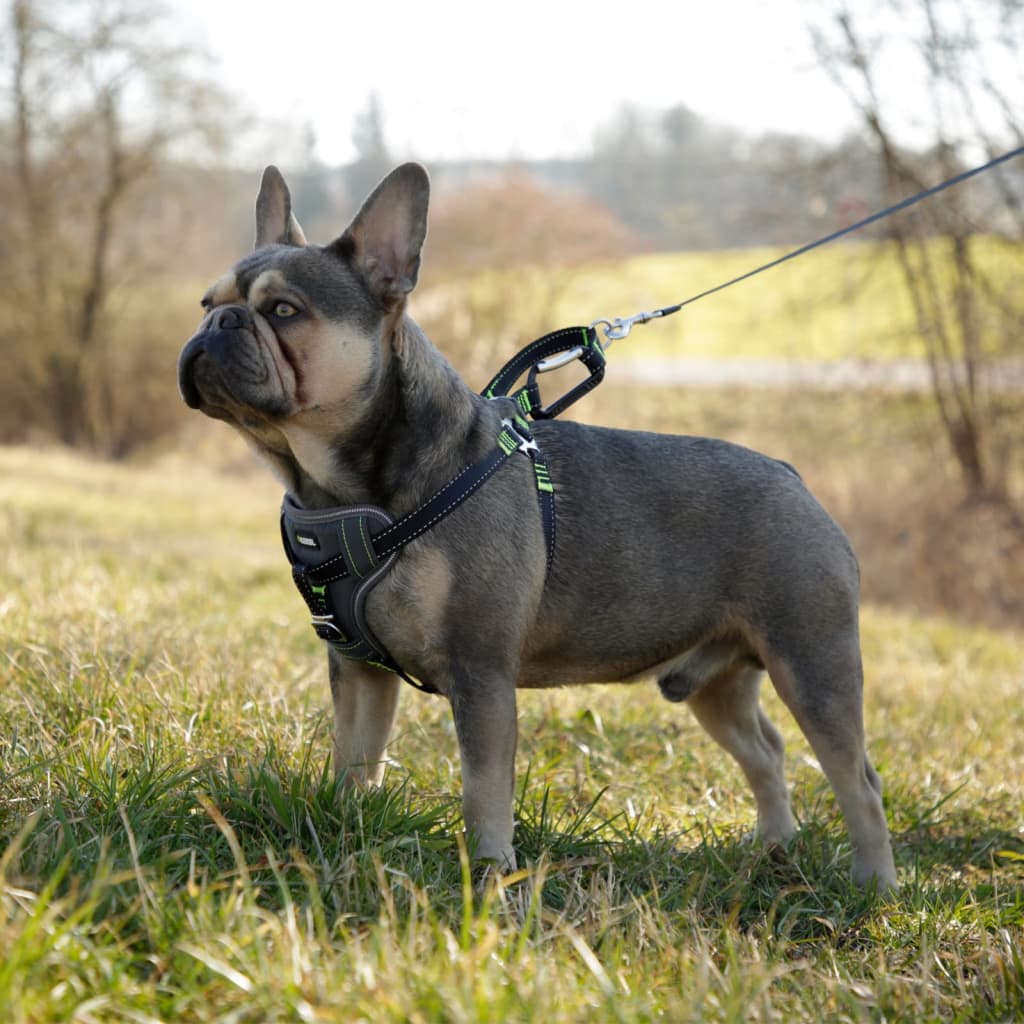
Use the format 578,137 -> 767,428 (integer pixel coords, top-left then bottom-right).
284,317 -> 491,514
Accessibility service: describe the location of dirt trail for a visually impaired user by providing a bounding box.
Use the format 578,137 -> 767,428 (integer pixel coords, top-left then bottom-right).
615,358 -> 1024,392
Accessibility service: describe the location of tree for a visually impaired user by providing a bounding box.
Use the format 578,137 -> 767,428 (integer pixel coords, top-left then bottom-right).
586,102 -> 879,250
812,0 -> 1024,501
0,0 -> 231,454
343,92 -> 393,212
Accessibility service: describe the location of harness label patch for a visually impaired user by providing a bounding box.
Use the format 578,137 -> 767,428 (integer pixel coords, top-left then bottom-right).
296,533 -> 320,549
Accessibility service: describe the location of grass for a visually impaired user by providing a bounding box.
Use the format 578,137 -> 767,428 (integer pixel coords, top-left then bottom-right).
2,441 -> 1024,1022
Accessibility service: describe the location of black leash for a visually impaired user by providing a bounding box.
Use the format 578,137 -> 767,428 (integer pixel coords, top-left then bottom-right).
476,145 -> 1024,415
591,144 -> 1024,345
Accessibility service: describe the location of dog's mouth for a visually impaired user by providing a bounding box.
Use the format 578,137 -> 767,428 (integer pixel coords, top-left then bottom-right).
178,333 -> 210,409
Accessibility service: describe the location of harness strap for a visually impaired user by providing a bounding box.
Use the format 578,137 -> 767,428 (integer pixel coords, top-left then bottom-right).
372,417 -> 552,562
296,418 -> 553,586
497,415 -> 556,575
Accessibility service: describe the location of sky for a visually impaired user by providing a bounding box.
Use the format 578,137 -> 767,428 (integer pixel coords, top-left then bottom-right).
173,0 -> 862,166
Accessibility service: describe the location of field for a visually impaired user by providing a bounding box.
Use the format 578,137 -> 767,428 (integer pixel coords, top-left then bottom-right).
2,437 -> 1023,1023
416,235 -> 1024,368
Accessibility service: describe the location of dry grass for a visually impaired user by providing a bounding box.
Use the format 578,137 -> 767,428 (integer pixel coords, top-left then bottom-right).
1,429 -> 1023,1022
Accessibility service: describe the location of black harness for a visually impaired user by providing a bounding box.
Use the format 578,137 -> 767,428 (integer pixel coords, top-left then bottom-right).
280,326 -> 605,693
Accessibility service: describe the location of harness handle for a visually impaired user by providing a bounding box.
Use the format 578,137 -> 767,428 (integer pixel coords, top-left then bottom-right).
481,325 -> 606,420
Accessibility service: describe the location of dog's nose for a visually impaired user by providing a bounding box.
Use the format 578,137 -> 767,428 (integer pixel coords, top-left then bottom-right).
212,305 -> 249,331
178,304 -> 254,408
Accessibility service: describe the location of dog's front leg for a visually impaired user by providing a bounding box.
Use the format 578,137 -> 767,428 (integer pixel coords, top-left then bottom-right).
449,674 -> 518,869
328,651 -> 400,787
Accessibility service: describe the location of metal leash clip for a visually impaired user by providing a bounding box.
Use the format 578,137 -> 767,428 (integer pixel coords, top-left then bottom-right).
590,310 -> 665,349
535,309 -> 663,372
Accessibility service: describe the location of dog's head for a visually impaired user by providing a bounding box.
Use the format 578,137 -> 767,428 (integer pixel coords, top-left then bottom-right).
177,163 -> 430,473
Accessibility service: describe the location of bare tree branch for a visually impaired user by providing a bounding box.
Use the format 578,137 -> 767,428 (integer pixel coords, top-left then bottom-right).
1,0 -> 234,452
811,0 -> 1023,501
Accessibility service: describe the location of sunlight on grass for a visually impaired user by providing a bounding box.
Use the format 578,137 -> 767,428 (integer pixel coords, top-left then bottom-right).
2,445 -> 1023,1022
417,235 -> 1024,363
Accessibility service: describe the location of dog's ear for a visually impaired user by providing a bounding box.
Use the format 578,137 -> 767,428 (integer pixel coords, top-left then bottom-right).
329,163 -> 429,310
255,166 -> 308,248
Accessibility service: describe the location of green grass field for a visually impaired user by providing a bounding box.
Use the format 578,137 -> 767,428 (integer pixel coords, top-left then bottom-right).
2,444 -> 1023,1022
416,235 -> 1024,365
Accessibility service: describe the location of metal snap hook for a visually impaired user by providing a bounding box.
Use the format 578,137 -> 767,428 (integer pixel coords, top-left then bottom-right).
593,310 -> 665,345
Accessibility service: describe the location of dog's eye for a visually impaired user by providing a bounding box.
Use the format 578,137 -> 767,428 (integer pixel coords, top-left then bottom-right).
272,301 -> 298,318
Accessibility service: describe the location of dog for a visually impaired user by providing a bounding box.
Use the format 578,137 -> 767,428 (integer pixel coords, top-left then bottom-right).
177,162 -> 898,891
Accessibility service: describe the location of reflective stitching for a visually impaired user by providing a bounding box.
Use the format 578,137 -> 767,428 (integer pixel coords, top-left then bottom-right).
485,326 -> 589,386
340,518 -> 364,579
373,458 -> 485,546
375,454 -> 510,558
358,517 -> 375,566
281,423 -> 555,694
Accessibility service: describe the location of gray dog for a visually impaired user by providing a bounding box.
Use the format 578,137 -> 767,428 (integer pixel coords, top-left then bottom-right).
177,163 -> 897,891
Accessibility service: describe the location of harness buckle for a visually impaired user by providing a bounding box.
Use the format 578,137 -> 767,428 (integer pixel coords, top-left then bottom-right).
501,417 -> 539,454
310,613 -> 347,643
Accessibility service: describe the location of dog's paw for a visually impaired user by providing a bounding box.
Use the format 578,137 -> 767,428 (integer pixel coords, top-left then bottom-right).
470,851 -> 519,895
472,847 -> 517,873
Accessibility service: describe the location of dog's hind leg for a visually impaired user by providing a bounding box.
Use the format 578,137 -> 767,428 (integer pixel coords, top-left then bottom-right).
763,639 -> 897,891
683,664 -> 797,843
328,654 -> 400,787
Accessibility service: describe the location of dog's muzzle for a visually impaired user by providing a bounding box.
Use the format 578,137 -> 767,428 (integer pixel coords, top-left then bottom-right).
177,304 -> 255,408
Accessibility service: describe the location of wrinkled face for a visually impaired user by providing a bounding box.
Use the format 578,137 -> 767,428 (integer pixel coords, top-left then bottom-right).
177,161 -> 429,492
178,245 -> 381,428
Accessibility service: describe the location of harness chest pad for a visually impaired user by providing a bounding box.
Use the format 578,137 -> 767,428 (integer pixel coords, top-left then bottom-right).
280,497 -> 400,671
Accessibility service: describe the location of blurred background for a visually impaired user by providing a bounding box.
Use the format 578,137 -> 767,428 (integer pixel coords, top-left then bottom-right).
1,0 -> 1022,627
